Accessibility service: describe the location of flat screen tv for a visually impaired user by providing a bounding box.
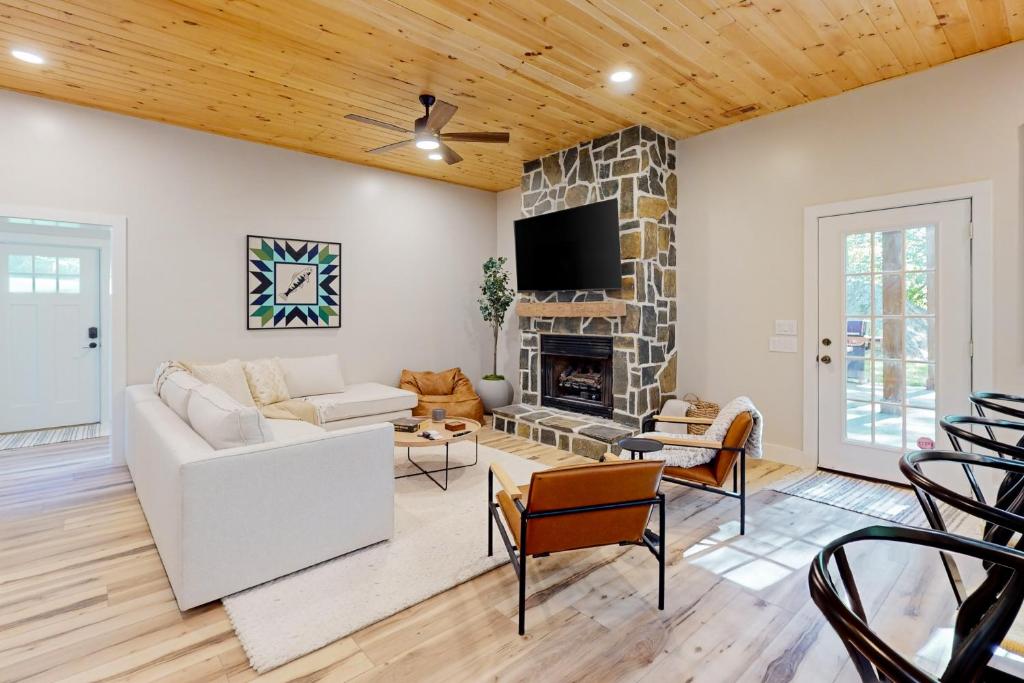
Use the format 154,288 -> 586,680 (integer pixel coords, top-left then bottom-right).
513,199 -> 622,291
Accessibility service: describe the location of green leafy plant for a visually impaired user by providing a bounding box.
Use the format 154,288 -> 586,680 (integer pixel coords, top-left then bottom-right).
478,256 -> 515,380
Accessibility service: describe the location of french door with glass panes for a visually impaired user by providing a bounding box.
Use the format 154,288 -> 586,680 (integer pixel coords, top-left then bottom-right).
817,200 -> 972,484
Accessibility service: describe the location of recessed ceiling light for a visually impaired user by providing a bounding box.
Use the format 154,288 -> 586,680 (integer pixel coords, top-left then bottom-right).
609,70 -> 633,83
11,49 -> 44,65
428,152 -> 443,160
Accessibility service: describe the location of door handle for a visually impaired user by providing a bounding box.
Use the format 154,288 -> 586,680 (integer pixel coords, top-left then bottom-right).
822,338 -> 832,346
82,342 -> 98,349
820,355 -> 832,365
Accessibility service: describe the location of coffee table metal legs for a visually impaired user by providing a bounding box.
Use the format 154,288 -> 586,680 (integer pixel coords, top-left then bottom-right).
395,435 -> 479,491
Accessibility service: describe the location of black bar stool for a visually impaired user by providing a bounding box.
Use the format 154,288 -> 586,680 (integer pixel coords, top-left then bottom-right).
901,448 -> 1024,603
809,524 -> 1024,682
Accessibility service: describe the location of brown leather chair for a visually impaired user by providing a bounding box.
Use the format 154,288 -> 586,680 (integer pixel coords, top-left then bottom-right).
400,367 -> 485,423
488,454 -> 666,635
641,411 -> 754,534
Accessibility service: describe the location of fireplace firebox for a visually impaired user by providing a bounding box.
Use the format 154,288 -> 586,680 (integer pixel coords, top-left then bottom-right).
540,334 -> 613,419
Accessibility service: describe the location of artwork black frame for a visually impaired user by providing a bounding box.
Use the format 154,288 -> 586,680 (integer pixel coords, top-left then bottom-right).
246,234 -> 342,330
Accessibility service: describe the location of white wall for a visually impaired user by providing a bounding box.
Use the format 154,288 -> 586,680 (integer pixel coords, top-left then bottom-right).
675,41 -> 1024,461
496,187 -> 522,395
0,90 -> 497,390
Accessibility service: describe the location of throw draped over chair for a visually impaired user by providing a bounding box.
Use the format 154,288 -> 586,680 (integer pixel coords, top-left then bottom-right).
640,411 -> 754,534
399,367 -> 484,423
487,455 -> 666,635
809,525 -> 1024,683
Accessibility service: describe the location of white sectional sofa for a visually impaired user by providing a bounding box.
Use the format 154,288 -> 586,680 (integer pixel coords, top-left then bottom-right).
125,355 -> 417,610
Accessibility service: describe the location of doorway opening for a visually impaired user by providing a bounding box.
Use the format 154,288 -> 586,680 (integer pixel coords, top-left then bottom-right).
0,215 -> 113,452
803,182 -> 993,488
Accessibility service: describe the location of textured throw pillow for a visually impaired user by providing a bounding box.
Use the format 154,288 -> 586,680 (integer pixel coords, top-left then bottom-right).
187,383 -> 272,449
158,370 -> 203,423
243,358 -> 290,406
190,358 -> 256,406
276,354 -> 346,397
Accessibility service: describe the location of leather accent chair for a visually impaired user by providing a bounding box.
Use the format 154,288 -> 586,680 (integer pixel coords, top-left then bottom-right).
641,410 -> 754,534
488,454 -> 666,635
400,367 -> 485,423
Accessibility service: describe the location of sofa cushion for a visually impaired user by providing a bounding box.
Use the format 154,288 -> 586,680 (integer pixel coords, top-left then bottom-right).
277,354 -> 346,397
188,383 -> 273,449
304,382 -> 417,423
265,418 -> 325,442
190,359 -> 256,406
243,358 -> 290,406
158,370 -> 203,423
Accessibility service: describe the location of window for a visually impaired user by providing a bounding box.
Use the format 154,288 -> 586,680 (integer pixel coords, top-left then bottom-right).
843,226 -> 936,450
7,254 -> 82,294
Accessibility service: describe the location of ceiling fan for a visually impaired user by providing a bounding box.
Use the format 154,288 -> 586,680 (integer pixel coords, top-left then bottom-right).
344,94 -> 510,165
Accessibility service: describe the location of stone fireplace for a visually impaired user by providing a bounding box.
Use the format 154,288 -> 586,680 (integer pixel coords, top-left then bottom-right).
494,125 -> 678,459
540,334 -> 613,418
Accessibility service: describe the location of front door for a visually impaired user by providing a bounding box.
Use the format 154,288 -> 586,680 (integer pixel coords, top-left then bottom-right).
0,244 -> 101,432
817,200 -> 972,483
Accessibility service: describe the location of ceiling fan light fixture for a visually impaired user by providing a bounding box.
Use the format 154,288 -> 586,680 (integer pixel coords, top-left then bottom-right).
428,152 -> 443,160
609,70 -> 634,83
415,138 -> 440,150
11,49 -> 44,65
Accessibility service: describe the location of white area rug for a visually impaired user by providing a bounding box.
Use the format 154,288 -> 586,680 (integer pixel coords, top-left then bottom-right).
222,441 -> 544,673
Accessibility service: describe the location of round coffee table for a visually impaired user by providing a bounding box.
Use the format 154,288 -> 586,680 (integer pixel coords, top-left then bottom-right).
618,436 -> 664,461
393,418 -> 481,491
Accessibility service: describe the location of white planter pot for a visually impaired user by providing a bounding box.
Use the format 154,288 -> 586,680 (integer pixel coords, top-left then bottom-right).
478,377 -> 513,413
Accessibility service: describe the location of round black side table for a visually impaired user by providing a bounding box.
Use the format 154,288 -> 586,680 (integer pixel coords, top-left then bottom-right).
618,437 -> 664,460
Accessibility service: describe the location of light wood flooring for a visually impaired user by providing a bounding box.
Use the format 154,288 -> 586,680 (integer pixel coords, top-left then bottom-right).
0,426 -> 990,682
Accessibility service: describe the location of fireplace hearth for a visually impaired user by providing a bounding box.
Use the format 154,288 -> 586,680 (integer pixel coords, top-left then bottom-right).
541,334 -> 613,419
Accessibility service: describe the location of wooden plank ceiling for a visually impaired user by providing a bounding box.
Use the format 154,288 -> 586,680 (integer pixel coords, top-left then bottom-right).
0,0 -> 1021,191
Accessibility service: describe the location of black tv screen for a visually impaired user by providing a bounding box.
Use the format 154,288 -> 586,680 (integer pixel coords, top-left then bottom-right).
513,199 -> 622,291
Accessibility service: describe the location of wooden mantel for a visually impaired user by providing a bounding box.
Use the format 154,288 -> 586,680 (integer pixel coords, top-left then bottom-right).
515,300 -> 627,318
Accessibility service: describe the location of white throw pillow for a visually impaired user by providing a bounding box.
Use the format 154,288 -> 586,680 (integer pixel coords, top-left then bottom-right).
243,358 -> 291,406
158,370 -> 203,423
276,354 -> 346,398
187,383 -> 273,449
190,358 -> 256,406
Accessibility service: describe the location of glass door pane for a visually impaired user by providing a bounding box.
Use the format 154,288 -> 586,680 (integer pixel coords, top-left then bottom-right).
843,224 -> 937,451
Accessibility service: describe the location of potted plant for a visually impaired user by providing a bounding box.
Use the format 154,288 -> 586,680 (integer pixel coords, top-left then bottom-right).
477,256 -> 516,412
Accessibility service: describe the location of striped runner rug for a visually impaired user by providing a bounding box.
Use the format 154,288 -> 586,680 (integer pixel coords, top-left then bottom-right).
770,469 -> 969,530
0,423 -> 103,451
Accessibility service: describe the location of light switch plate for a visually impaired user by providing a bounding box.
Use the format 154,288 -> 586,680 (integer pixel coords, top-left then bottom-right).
769,336 -> 799,353
774,319 -> 798,336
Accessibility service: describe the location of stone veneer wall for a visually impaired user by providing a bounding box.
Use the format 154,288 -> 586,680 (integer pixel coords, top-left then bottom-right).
518,125 -> 678,428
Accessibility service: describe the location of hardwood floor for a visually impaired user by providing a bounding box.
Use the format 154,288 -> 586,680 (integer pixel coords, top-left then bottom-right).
0,426 -> 981,682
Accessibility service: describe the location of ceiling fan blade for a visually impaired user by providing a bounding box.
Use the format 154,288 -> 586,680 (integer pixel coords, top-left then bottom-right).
426,100 -> 458,131
366,139 -> 415,154
345,114 -> 411,134
440,132 -> 510,143
438,143 -> 463,165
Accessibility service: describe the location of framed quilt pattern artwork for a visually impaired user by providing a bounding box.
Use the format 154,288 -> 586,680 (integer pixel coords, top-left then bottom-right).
247,235 -> 341,329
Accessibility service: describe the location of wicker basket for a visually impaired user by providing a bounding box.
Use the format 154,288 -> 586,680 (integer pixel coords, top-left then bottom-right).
683,393 -> 720,435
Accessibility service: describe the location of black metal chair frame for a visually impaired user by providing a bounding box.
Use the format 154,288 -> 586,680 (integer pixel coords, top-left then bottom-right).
809,525 -> 1024,683
939,415 -> 1024,503
901,449 -> 1024,604
641,415 -> 748,535
487,468 -> 666,635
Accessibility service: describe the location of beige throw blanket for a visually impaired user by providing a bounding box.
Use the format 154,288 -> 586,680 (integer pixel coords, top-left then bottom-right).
645,396 -> 763,469
261,398 -> 320,425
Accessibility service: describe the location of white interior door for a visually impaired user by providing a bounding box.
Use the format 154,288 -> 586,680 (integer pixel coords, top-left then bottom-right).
817,200 -> 972,483
0,244 -> 101,432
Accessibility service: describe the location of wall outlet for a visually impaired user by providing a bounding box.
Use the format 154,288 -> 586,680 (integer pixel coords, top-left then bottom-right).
774,319 -> 798,336
769,336 -> 799,353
